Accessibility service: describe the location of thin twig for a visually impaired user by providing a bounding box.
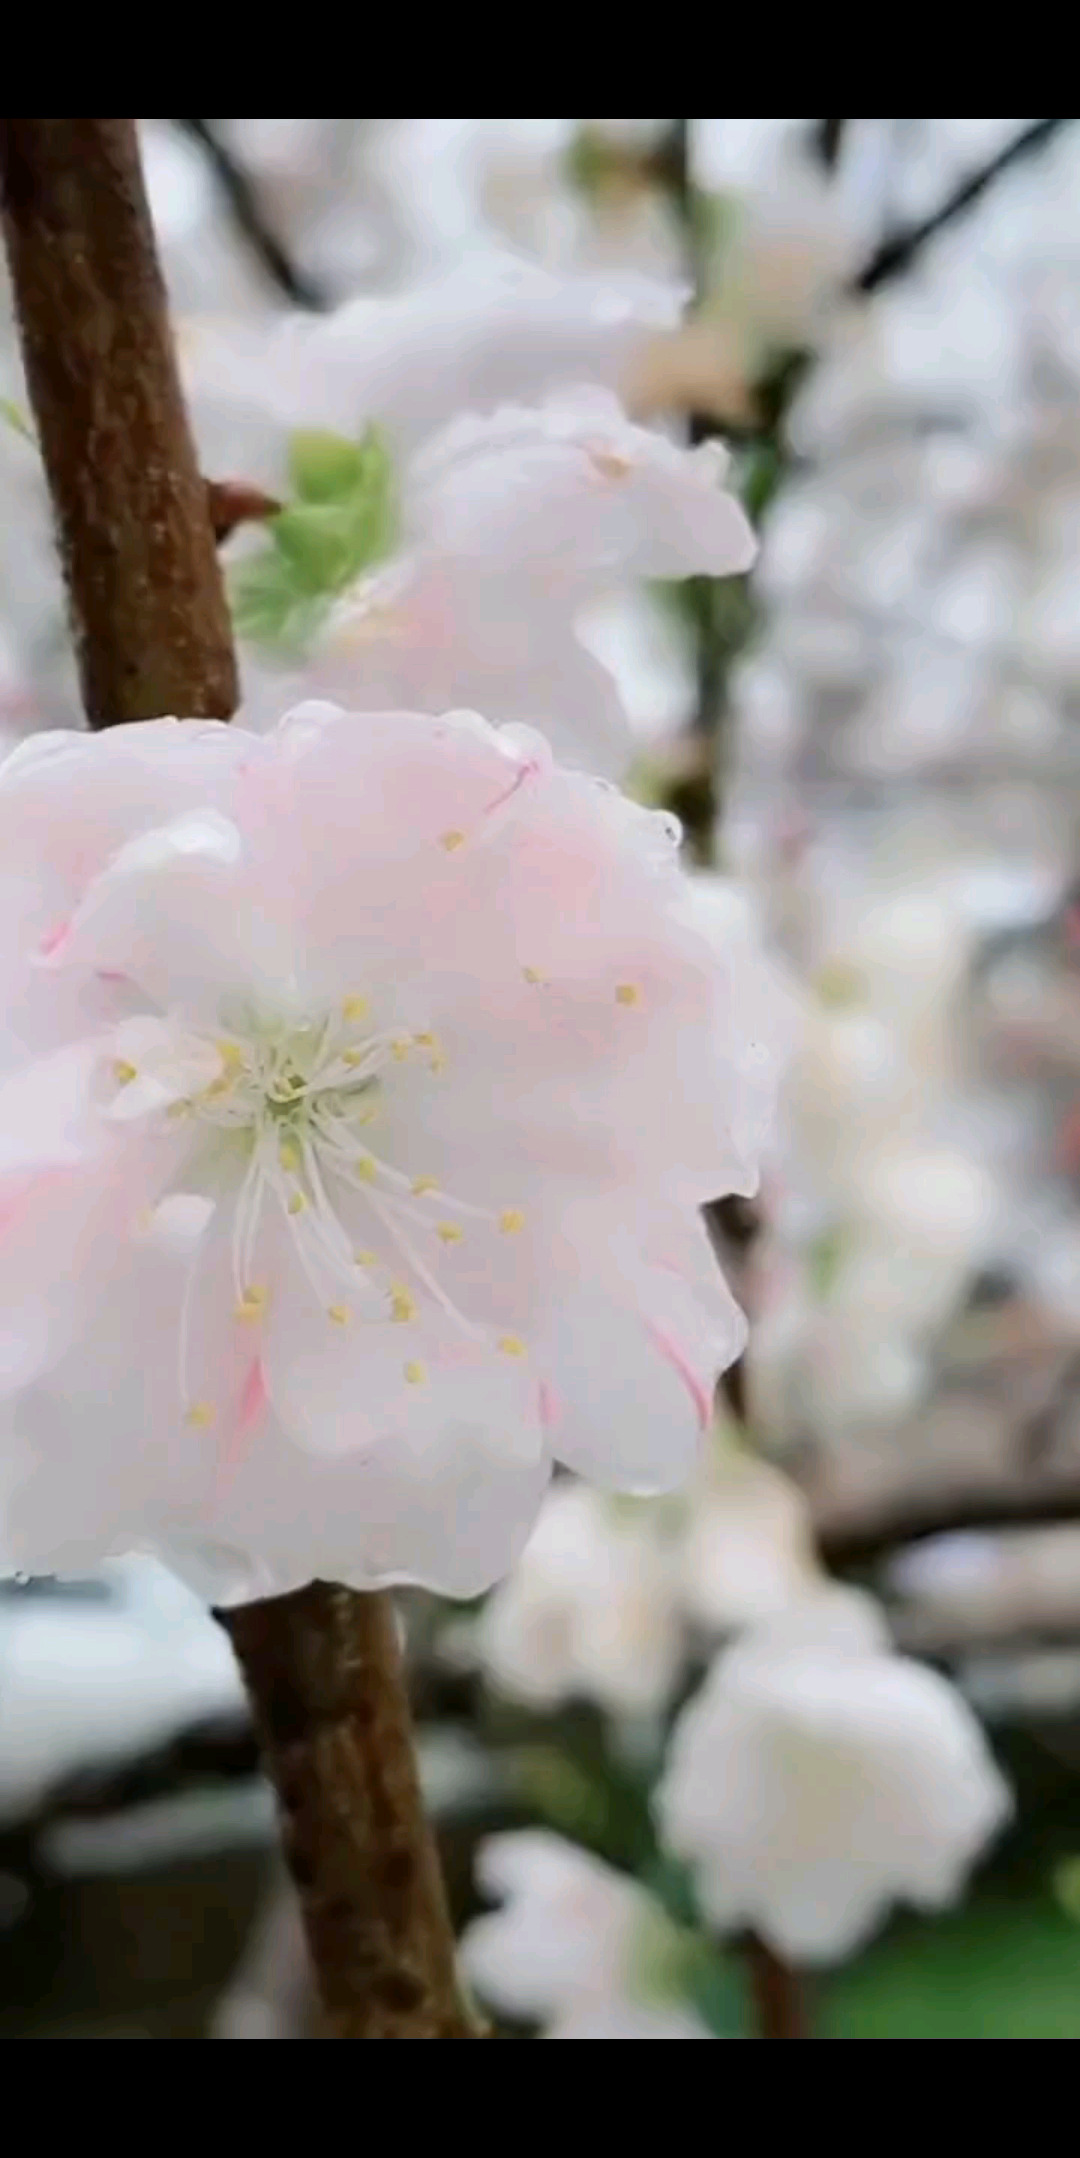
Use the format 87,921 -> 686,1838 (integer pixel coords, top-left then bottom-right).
819,1475 -> 1080,1573
206,477 -> 282,545
853,118 -> 1073,294
173,118 -> 329,311
814,119 -> 848,174
743,1934 -> 811,2040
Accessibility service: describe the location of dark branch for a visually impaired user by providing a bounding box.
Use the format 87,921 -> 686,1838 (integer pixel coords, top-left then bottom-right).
818,1475 -> 1080,1572
853,118 -> 1073,294
814,118 -> 847,173
743,1935 -> 811,2040
173,118 -> 328,311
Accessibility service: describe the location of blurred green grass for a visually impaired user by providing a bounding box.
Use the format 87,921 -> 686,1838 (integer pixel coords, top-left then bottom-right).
823,1893 -> 1080,2040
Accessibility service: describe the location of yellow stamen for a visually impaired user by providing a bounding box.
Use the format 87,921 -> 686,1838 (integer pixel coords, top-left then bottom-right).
441,829 -> 466,853
279,1141 -> 300,1174
328,1304 -> 351,1327
342,1049 -> 366,1069
411,1176 -> 439,1196
288,1191 -> 308,1217
234,1284 -> 268,1324
615,982 -> 642,1008
499,1209 -> 526,1236
404,1361 -> 427,1386
498,1335 -> 527,1359
354,1155 -> 377,1183
342,996 -> 369,1023
436,1223 -> 463,1246
113,1060 -> 138,1086
522,966 -> 545,986
185,1401 -> 216,1430
588,446 -> 634,482
205,1039 -> 244,1100
354,1249 -> 379,1269
391,1036 -> 412,1062
391,1285 -> 417,1324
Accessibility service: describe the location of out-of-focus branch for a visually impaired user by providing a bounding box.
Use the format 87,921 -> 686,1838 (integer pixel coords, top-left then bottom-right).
173,118 -> 329,311
853,118 -> 1073,294
743,1934 -> 811,2040
814,118 -> 848,173
819,1476 -> 1080,1573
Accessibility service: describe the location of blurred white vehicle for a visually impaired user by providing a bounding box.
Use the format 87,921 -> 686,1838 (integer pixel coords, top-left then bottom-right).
0,1560 -> 245,1825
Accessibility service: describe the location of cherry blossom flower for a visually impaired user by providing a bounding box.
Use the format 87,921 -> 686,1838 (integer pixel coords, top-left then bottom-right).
656,1587 -> 1012,1964
307,551 -> 632,779
477,1483 -> 684,1718
251,389 -> 756,779
461,1831 -> 712,2039
681,1440 -> 820,1635
475,1440 -> 818,1718
403,389 -> 756,589
0,703 -> 781,1603
182,250 -> 686,483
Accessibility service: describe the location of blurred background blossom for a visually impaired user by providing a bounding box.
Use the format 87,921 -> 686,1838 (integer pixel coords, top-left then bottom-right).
6,117 -> 1080,2038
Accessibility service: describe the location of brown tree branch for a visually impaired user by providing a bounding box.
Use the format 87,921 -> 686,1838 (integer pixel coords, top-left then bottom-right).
206,477 -> 282,545
0,116 -> 475,2041
220,1585 -> 480,2039
0,118 -> 237,726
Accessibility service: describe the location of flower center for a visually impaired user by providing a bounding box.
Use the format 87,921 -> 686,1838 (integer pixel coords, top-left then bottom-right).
123,998 -> 529,1364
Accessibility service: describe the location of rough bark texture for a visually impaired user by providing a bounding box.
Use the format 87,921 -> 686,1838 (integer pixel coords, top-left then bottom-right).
744,1935 -> 811,2041
0,117 -> 237,726
220,1585 -> 480,2040
1,117 -> 473,2040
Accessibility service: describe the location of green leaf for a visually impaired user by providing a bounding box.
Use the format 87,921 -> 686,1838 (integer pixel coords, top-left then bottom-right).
232,424 -> 399,655
288,429 -> 369,505
808,1223 -> 848,1303
1,396 -> 35,446
1053,1858 -> 1080,1924
629,1895 -> 745,2038
272,502 -> 367,596
231,551 -> 322,657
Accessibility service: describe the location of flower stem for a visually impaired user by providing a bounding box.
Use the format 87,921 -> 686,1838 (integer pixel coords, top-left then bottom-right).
220,1585 -> 481,2038
0,115 -> 475,2039
0,117 -> 236,726
743,1934 -> 811,2040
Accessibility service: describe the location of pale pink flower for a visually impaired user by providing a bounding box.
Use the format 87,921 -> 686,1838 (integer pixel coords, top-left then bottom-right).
657,1588 -> 1012,1964
0,704 -> 780,1603
274,389 -> 756,781
406,389 -> 757,589
477,1481 -> 684,1718
182,251 -> 686,473
310,551 -> 632,778
461,1832 -> 710,2039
